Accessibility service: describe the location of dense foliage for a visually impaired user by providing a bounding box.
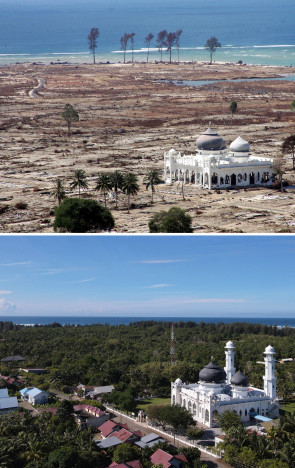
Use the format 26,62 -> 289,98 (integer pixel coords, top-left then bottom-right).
219,410 -> 295,468
0,320 -> 295,398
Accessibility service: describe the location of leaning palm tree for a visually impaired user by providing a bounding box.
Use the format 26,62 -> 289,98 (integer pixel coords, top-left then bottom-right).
110,170 -> 124,209
70,169 -> 88,199
52,178 -> 66,205
143,169 -> 163,204
122,172 -> 139,213
95,172 -> 113,207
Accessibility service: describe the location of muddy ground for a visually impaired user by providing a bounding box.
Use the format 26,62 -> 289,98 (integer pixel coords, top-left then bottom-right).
0,60 -> 295,233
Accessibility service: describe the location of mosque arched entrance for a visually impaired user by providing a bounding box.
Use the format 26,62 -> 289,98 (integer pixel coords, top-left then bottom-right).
231,174 -> 236,186
250,172 -> 255,184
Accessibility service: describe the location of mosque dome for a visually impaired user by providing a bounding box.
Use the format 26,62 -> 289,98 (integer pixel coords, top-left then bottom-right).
196,128 -> 226,151
231,371 -> 249,387
175,378 -> 182,385
230,136 -> 250,153
225,341 -> 235,349
199,362 -> 226,383
264,345 -> 275,354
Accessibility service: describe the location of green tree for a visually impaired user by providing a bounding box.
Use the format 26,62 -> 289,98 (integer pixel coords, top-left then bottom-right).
95,172 -> 113,207
204,36 -> 221,64
229,101 -> 238,122
120,33 -> 131,64
88,27 -> 99,64
70,169 -> 88,199
61,104 -> 79,137
122,172 -> 139,213
186,427 -> 204,441
110,170 -> 124,209
156,30 -> 167,61
164,32 -> 177,63
290,100 -> 295,112
282,134 -> 295,169
143,169 -> 163,204
217,410 -> 242,432
52,178 -> 66,205
149,207 -> 193,233
165,405 -> 195,447
113,443 -> 141,464
54,198 -> 114,233
56,400 -> 73,422
145,33 -> 154,63
272,158 -> 285,192
258,460 -> 289,468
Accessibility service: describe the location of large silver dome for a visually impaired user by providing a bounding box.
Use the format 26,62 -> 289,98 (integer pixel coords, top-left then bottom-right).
196,128 -> 226,151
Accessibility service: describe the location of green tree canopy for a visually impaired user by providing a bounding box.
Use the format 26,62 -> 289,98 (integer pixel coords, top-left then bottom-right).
61,104 -> 79,136
143,169 -> 163,204
204,36 -> 221,64
95,172 -> 113,207
52,178 -> 66,206
149,207 -> 193,233
113,443 -> 142,464
217,410 -> 242,432
70,169 -> 88,199
54,198 -> 114,233
122,172 -> 139,213
88,27 -> 99,64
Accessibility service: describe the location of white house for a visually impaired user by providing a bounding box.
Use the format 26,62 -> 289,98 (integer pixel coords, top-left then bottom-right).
164,127 -> 274,190
0,388 -> 18,414
171,342 -> 279,428
20,387 -> 48,405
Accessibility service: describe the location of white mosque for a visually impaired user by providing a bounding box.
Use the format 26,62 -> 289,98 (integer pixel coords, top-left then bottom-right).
164,127 -> 274,190
171,342 -> 280,428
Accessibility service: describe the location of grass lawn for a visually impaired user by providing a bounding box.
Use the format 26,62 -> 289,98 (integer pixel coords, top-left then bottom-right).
281,399 -> 295,413
136,397 -> 171,411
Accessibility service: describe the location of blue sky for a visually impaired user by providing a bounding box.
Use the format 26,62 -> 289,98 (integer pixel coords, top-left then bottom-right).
0,235 -> 294,317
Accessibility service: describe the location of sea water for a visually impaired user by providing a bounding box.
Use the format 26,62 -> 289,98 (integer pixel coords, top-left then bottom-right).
0,0 -> 294,66
1,316 -> 295,327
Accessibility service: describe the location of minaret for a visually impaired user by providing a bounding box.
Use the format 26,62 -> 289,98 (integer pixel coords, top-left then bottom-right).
170,322 -> 175,364
224,341 -> 236,384
263,345 -> 277,399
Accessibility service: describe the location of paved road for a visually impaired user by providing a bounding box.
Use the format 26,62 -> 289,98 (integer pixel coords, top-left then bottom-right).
110,409 -> 231,468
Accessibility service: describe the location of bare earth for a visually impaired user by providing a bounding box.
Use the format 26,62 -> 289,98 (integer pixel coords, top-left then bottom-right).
1,60 -> 295,233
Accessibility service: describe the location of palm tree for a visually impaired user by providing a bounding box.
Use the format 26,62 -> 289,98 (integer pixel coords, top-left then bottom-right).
95,172 -> 113,207
122,172 -> 139,213
110,170 -> 124,209
143,169 -> 163,204
52,178 -> 66,205
70,169 -> 88,199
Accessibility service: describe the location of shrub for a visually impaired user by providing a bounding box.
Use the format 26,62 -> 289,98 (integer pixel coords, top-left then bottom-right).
15,201 -> 28,210
54,198 -> 114,233
149,207 -> 193,233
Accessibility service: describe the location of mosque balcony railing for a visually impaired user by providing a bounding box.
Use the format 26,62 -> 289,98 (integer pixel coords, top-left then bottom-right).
218,395 -> 270,406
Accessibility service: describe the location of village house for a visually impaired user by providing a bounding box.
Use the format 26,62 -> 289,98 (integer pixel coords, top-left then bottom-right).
0,388 -> 18,414
20,387 -> 48,405
73,404 -> 110,430
108,461 -> 143,468
150,449 -> 188,468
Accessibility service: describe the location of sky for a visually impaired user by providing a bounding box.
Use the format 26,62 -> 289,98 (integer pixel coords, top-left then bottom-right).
0,235 -> 294,318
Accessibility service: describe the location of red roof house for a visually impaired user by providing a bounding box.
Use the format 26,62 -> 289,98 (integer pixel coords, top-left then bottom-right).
98,420 -> 121,438
150,449 -> 188,468
108,461 -> 143,468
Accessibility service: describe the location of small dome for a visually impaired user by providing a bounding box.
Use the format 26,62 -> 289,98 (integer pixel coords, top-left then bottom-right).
230,136 -> 250,153
264,345 -> 275,354
168,148 -> 178,156
175,378 -> 182,385
231,371 -> 249,387
225,341 -> 235,349
196,127 -> 226,151
199,362 -> 226,383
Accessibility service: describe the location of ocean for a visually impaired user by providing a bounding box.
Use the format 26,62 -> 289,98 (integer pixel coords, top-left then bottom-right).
1,316 -> 295,327
0,0 -> 295,66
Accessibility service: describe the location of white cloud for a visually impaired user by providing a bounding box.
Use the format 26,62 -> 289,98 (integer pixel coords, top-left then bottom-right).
0,291 -> 12,295
0,298 -> 16,313
68,278 -> 96,284
145,284 -> 174,289
0,261 -> 31,267
137,259 -> 187,264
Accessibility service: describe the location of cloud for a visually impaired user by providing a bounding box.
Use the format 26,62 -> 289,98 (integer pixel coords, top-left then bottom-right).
137,259 -> 187,264
68,278 -> 96,284
0,291 -> 12,295
0,298 -> 16,313
0,261 -> 31,267
180,298 -> 245,304
145,284 -> 174,289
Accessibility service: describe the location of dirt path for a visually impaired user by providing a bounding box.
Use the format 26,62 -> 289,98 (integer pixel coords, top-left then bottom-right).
29,78 -> 45,98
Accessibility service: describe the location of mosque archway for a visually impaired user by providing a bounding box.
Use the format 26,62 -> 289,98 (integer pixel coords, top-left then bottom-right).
193,403 -> 196,415
188,401 -> 192,413
231,174 -> 237,186
212,410 -> 218,424
211,173 -> 218,185
250,172 -> 255,184
244,173 -> 247,182
204,173 -> 209,185
172,395 -> 175,405
205,409 -> 209,422
220,177 -> 224,185
225,175 -> 230,184
238,174 -> 242,183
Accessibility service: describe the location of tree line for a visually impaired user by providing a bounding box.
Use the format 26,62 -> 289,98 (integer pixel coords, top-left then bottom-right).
88,27 -> 221,64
